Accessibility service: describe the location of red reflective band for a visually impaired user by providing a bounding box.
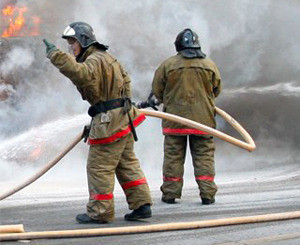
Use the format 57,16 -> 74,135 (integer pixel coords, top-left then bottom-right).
163,128 -> 208,135
90,192 -> 114,200
88,114 -> 146,145
163,176 -> 182,182
122,177 -> 147,190
195,175 -> 214,181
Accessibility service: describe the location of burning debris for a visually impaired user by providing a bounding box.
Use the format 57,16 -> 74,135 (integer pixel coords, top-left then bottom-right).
1,2 -> 41,37
0,0 -> 42,101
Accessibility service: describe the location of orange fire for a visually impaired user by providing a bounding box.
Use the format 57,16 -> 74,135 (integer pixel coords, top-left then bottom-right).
1,5 -> 41,37
3,5 -> 14,15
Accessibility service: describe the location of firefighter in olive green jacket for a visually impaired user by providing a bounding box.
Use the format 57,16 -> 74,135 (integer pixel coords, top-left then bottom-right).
152,28 -> 221,205
44,22 -> 152,224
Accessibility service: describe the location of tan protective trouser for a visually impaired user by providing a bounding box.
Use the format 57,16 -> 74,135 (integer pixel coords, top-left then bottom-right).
86,134 -> 152,222
161,135 -> 217,201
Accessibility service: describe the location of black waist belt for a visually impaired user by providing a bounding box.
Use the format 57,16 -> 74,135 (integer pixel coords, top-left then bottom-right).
88,98 -> 124,117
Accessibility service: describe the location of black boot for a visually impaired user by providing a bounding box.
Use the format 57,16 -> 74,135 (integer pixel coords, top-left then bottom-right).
124,204 -> 152,221
201,198 -> 215,205
161,197 -> 176,204
76,213 -> 108,224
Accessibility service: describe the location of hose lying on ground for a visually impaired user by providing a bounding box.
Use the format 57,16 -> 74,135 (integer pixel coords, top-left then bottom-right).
0,224 -> 24,234
0,211 -> 299,241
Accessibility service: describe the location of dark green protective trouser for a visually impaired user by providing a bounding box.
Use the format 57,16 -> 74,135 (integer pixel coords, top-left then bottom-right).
86,134 -> 152,222
161,135 -> 217,201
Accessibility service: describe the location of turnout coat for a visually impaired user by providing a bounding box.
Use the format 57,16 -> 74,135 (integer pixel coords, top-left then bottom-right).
48,45 -> 144,144
152,53 -> 221,135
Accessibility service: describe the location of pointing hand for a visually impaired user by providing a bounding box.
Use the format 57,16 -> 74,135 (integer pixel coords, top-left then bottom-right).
43,39 -> 57,54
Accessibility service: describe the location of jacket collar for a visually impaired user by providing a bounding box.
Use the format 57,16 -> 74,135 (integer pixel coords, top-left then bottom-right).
76,45 -> 100,62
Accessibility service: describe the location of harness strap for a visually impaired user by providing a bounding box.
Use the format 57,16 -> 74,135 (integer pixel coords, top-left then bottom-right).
87,97 -> 139,142
88,98 -> 124,117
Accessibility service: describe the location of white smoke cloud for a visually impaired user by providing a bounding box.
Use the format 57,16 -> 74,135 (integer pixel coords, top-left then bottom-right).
0,83 -> 15,97
0,47 -> 34,76
223,81 -> 300,97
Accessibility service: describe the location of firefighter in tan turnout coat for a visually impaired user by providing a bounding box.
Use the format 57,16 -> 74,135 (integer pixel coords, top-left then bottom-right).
43,22 -> 152,223
152,28 -> 222,205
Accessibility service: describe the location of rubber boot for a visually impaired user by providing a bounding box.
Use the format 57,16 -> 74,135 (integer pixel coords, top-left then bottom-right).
161,197 -> 176,204
201,198 -> 215,205
124,204 -> 152,221
76,213 -> 108,224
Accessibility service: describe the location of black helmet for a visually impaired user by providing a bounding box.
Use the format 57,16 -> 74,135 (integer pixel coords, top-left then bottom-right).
175,28 -> 200,51
174,28 -> 206,58
62,22 -> 108,50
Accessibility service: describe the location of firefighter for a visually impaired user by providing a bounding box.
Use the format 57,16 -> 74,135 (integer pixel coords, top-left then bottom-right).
43,22 -> 152,223
151,28 -> 222,205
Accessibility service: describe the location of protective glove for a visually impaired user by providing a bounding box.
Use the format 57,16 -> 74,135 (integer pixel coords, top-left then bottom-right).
147,98 -> 160,110
43,39 -> 57,55
135,92 -> 160,110
82,124 -> 91,143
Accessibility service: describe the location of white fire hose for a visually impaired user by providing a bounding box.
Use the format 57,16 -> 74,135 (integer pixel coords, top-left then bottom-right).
0,107 -> 255,201
140,107 -> 256,152
0,211 -> 299,241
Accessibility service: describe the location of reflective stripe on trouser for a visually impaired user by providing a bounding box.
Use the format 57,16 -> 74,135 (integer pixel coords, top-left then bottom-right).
161,135 -> 187,199
189,135 -> 217,200
161,135 -> 217,200
86,134 -> 152,222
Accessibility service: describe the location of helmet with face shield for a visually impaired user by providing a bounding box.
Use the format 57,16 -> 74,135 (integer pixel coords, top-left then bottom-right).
62,22 -> 108,50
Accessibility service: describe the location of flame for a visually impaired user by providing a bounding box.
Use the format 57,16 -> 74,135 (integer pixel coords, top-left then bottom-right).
2,5 -> 14,15
1,5 -> 41,37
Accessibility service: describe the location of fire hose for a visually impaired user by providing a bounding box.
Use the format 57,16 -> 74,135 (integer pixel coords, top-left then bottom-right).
2,109 -> 297,242
0,224 -> 24,234
0,211 -> 299,241
0,107 -> 255,201
140,107 -> 256,152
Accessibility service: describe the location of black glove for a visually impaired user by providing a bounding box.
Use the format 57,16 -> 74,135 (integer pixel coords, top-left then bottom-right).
135,93 -> 161,109
135,99 -> 159,110
83,124 -> 91,143
148,97 -> 160,110
43,39 -> 57,55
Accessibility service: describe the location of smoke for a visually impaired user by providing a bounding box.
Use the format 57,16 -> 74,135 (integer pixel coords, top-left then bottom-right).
0,47 -> 34,76
0,0 -> 299,188
224,81 -> 300,97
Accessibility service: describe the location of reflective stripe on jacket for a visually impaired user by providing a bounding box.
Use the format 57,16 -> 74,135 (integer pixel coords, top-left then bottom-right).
152,53 -> 221,135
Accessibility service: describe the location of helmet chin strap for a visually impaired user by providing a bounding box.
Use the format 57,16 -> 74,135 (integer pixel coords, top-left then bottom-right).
75,47 -> 87,62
